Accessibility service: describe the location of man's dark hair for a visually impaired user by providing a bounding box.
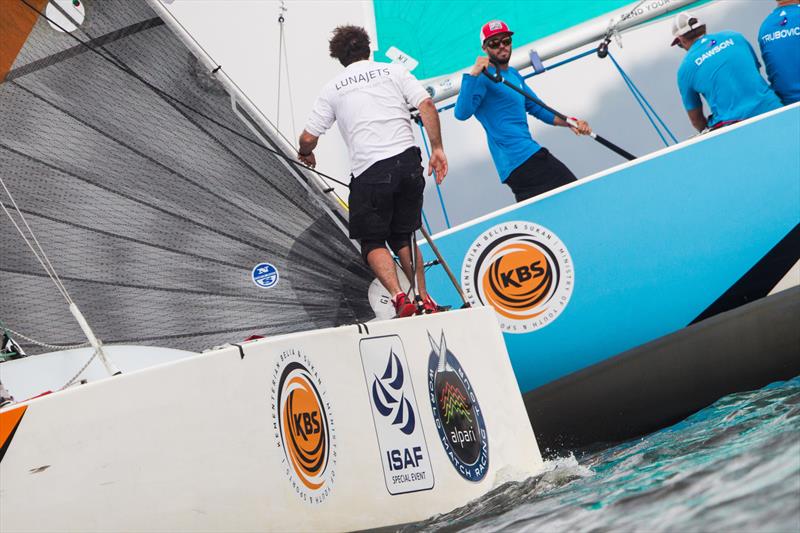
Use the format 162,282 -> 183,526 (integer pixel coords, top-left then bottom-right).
329,25 -> 371,66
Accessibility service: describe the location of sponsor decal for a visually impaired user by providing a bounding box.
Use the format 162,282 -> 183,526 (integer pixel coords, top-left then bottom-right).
361,336 -> 434,494
461,221 -> 574,334
252,262 -> 279,289
271,349 -> 336,503
427,331 -> 489,482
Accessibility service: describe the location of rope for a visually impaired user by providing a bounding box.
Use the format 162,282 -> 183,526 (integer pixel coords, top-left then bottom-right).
523,48 -> 598,79
59,349 -> 99,390
2,326 -> 90,350
416,122 -> 451,229
17,0 -> 352,191
608,52 -> 678,146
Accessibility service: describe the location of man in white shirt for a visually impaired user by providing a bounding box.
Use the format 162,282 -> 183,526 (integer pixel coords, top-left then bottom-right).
298,25 -> 448,318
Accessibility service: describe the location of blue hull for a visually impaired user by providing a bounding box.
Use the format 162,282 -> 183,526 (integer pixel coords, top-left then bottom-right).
422,105 -> 800,400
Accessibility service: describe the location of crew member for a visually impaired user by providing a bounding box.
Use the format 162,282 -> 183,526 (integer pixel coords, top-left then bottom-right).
454,20 -> 592,203
298,25 -> 448,318
672,11 -> 782,132
758,0 -> 800,105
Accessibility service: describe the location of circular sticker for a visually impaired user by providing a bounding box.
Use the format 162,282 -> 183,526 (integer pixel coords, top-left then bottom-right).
461,221 -> 574,334
271,350 -> 336,504
252,262 -> 279,289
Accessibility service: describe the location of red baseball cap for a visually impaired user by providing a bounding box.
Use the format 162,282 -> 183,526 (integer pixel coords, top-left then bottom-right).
480,20 -> 514,45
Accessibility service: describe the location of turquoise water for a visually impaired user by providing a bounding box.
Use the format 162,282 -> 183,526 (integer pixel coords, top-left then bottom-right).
403,377 -> 800,531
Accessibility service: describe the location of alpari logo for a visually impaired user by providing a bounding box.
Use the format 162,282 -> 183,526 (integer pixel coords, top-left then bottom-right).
461,221 -> 573,334
272,350 -> 336,504
427,330 -> 489,482
372,349 -> 416,435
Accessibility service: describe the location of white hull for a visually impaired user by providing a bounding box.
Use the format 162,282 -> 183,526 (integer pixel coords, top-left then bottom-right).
0,307 -> 542,531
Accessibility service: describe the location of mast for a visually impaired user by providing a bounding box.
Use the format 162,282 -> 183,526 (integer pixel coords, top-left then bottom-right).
423,0 -> 700,103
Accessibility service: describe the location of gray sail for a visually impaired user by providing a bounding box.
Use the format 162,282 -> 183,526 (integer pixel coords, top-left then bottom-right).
0,0 -> 373,354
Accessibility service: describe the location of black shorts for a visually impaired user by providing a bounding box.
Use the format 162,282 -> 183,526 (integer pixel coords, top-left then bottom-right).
348,146 -> 425,241
504,148 -> 577,202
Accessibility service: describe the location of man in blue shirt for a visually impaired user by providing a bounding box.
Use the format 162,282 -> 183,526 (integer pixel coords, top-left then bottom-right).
454,20 -> 592,202
672,11 -> 782,132
758,0 -> 800,105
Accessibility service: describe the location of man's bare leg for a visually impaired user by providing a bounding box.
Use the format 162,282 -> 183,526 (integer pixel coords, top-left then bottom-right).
366,247 -> 403,296
396,244 -> 429,300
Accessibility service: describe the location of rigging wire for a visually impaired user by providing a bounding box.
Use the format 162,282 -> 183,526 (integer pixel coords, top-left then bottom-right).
275,2 -> 298,142
0,179 -> 73,306
276,4 -> 285,131
17,0 -> 351,191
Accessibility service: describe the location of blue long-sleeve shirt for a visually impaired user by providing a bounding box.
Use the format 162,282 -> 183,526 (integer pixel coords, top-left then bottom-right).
454,67 -> 556,182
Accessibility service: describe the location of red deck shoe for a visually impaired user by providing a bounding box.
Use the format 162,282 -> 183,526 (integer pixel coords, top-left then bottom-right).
417,294 -> 441,315
392,292 -> 417,318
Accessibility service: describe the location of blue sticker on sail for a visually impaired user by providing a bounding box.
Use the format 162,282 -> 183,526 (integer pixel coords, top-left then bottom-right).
252,262 -> 279,289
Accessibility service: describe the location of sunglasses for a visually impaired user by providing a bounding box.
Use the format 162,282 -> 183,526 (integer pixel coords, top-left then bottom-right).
485,36 -> 512,50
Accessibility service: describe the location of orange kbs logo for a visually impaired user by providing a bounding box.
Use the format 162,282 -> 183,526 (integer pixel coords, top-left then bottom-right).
461,221 -> 574,334
272,351 -> 336,504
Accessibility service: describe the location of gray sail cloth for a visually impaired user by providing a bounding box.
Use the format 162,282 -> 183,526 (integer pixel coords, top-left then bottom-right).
0,0 -> 373,354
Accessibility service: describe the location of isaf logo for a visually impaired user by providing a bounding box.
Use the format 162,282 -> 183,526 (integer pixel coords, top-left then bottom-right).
361,336 -> 434,495
461,221 -> 574,334
372,349 -> 416,435
272,349 -> 336,504
427,331 -> 489,482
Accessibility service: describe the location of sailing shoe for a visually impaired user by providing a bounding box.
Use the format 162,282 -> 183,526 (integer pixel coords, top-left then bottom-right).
417,294 -> 442,315
392,292 -> 417,318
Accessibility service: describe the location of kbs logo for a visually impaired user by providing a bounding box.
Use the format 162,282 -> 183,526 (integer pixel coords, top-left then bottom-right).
427,331 -> 489,482
271,350 -> 336,504
361,336 -> 434,495
461,221 -> 574,334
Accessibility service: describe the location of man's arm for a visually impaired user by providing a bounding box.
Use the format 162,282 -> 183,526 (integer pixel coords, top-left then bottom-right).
454,56 -> 490,121
687,108 -> 707,132
417,98 -> 448,184
298,130 -> 319,168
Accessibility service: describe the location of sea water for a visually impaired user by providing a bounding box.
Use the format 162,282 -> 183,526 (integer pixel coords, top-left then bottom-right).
402,377 -> 800,532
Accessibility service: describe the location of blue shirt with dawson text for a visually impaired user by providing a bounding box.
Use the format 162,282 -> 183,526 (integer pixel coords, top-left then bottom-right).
678,30 -> 781,127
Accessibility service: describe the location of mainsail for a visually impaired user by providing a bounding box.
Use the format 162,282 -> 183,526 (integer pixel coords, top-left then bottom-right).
0,0 -> 373,355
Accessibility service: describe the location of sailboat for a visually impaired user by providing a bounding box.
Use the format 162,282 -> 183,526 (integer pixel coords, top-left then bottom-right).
0,0 -> 543,530
412,2 -> 800,450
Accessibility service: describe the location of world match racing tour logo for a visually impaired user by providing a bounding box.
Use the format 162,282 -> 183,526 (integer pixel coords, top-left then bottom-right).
427,331 -> 488,482
272,349 -> 336,504
461,221 -> 574,334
